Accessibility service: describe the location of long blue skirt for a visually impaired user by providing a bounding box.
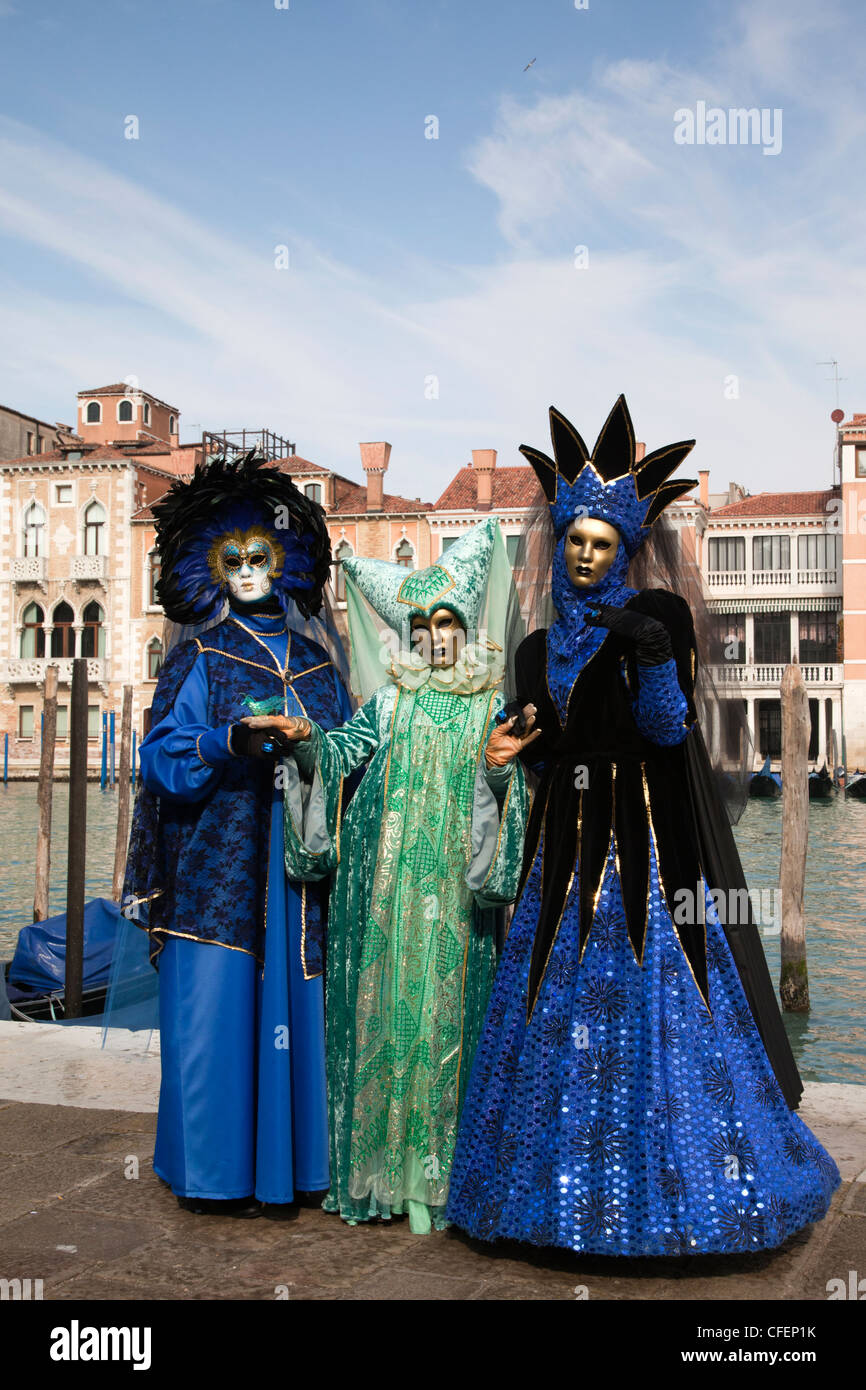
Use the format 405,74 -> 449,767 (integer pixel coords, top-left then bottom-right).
153,795 -> 328,1202
448,840 -> 840,1255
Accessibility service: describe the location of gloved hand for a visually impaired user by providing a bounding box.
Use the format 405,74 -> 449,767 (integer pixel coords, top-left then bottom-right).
583,602 -> 673,667
229,723 -> 294,759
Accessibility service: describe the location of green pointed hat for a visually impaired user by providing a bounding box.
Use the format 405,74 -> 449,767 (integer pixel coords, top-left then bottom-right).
342,516 -> 501,635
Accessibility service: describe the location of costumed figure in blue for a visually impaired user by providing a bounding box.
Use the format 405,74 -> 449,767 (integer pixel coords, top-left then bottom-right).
122,452 -> 352,1214
447,398 -> 840,1255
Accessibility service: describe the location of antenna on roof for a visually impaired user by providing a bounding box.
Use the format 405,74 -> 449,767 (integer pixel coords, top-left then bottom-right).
818,360 -> 847,487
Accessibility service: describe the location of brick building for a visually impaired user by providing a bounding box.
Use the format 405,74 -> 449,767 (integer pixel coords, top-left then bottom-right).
2,380 -> 864,773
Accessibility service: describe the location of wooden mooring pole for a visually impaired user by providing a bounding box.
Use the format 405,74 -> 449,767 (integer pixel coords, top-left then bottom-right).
779,661 -> 810,1012
65,658 -> 88,1019
112,686 -> 133,902
33,664 -> 59,921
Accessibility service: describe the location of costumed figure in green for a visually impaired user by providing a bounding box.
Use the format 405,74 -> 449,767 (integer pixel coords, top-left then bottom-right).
243,517 -> 533,1233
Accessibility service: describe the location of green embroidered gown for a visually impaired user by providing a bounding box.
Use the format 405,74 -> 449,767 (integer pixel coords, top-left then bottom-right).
284,674 -> 527,1226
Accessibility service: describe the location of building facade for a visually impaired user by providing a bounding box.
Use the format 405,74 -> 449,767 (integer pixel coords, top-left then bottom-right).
2,382 -> 864,774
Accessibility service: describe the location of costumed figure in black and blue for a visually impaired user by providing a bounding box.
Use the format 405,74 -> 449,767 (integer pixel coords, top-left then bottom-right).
447,398 -> 841,1255
122,452 -> 352,1213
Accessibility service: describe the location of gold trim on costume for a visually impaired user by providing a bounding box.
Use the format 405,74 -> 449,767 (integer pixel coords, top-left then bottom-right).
643,766 -> 710,1012
382,687 -> 402,801
228,615 -> 292,679
195,732 -> 213,768
526,791 -> 582,1023
454,917 -> 473,1108
545,627 -> 615,732
147,926 -> 263,963
291,661 -> 330,681
395,565 -> 455,609
479,774 -> 515,890
195,647 -> 287,680
476,691 -> 498,761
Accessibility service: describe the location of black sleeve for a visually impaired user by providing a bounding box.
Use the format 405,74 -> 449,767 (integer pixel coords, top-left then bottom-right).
628,589 -> 698,727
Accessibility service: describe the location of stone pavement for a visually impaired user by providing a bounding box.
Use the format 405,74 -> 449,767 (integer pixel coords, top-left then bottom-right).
0,1097 -> 864,1301
1,1021 -> 865,1301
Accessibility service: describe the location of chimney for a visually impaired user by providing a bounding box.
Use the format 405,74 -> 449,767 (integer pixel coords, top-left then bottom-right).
698,469 -> 710,509
360,441 -> 391,512
472,448 -> 496,511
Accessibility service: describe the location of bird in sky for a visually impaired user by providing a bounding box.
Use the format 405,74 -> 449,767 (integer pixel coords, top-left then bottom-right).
523,58 -> 536,71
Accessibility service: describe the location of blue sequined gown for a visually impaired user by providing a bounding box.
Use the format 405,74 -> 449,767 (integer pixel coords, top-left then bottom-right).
448,596 -> 840,1255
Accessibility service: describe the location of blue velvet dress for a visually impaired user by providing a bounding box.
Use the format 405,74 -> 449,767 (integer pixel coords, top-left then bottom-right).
448,643 -> 841,1255
139,610 -> 353,1202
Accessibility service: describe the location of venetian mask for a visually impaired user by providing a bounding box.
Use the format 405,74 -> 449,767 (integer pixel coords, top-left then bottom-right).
564,516 -> 621,588
409,607 -> 467,668
207,527 -> 285,605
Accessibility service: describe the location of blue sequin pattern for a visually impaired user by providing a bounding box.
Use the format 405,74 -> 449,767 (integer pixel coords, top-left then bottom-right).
447,837 -> 840,1255
631,658 -> 690,747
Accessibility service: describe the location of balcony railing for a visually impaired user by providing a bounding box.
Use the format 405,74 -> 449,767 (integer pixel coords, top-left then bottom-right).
709,663 -> 843,687
2,657 -> 106,685
753,570 -> 791,585
797,569 -> 838,585
707,568 -> 839,592
11,556 -> 46,582
707,570 -> 746,587
71,554 -> 107,580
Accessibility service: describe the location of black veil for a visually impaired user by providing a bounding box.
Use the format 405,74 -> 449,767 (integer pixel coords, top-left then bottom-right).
507,490 -> 753,826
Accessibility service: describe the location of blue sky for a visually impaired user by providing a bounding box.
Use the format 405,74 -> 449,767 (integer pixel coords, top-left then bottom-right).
0,0 -> 864,498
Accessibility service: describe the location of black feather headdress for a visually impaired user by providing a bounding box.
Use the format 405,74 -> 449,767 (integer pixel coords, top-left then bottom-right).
153,451 -> 331,624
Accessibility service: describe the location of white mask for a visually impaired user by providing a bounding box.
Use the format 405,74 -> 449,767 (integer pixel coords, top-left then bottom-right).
208,528 -> 283,605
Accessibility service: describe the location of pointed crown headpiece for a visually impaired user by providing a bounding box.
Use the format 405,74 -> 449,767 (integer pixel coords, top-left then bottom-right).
519,395 -> 697,557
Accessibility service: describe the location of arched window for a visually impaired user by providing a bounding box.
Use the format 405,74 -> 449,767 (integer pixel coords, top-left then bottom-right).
148,549 -> 161,606
305,482 -> 323,505
147,636 -> 164,680
20,603 -> 45,658
83,500 -> 105,555
81,601 -> 105,658
334,541 -> 353,603
86,401 -> 101,424
51,601 -> 75,658
118,399 -> 134,422
23,502 -> 45,557
395,539 -> 415,569
169,415 -> 176,435
143,402 -> 151,426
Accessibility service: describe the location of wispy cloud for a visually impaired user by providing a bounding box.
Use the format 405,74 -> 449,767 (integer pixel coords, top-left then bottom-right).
0,0 -> 862,499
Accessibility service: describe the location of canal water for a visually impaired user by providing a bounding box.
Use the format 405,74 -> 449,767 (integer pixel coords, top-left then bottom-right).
0,783 -> 863,1086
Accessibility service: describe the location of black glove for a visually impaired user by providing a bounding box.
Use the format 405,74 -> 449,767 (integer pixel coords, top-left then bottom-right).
583,602 -> 673,666
229,723 -> 294,759
495,699 -> 528,737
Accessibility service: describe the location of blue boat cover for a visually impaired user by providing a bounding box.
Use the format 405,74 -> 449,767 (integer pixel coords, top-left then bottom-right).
9,898 -> 121,993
